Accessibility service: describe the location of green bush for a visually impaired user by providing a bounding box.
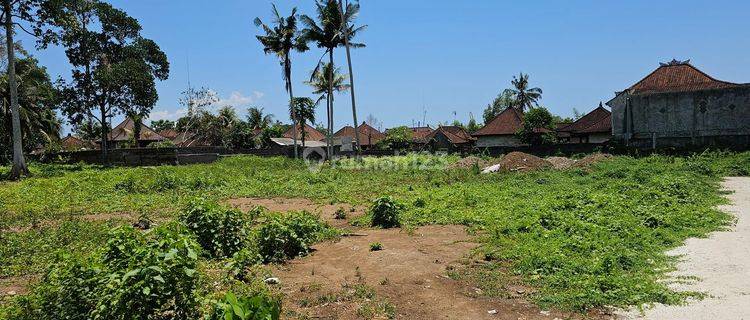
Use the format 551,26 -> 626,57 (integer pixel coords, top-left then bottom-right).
369,242 -> 383,251
207,292 -> 281,320
181,198 -> 248,259
255,212 -> 333,263
9,224 -> 202,320
370,196 -> 403,228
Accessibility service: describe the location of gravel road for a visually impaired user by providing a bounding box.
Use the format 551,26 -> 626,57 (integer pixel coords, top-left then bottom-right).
618,177 -> 750,320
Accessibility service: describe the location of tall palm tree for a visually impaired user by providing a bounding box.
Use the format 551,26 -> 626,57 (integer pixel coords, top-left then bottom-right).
306,62 -> 349,109
246,107 -> 274,130
255,4 -> 308,158
508,72 -> 543,112
301,0 -> 365,158
290,97 -> 316,147
2,0 -> 29,179
337,0 -> 365,155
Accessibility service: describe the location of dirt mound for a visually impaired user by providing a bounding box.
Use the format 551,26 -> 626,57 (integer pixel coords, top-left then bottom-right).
546,156 -> 577,170
483,152 -> 551,173
447,156 -> 489,169
573,153 -> 614,168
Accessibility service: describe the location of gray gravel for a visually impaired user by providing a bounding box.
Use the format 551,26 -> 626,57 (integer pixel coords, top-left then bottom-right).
618,177 -> 750,320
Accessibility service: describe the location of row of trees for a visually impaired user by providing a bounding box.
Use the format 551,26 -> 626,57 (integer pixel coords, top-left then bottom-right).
2,0 -> 169,179
254,0 -> 364,159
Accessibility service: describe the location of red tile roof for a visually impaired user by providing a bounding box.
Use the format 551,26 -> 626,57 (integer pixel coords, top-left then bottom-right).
558,106 -> 611,134
626,62 -> 742,95
334,122 -> 386,146
426,126 -> 475,145
283,123 -> 326,141
108,117 -> 165,142
472,107 -> 524,136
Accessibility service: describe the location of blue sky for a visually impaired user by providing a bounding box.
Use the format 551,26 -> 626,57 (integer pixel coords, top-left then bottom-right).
18,0 -> 750,133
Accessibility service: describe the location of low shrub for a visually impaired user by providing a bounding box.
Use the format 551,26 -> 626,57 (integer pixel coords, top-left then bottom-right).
334,207 -> 347,220
369,242 -> 383,251
206,292 -> 281,320
181,198 -> 248,259
370,196 -> 403,228
255,211 -> 334,263
9,224 -> 202,320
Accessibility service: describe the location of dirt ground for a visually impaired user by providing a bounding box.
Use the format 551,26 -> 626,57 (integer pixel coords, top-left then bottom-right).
617,177 -> 750,319
231,197 -> 609,320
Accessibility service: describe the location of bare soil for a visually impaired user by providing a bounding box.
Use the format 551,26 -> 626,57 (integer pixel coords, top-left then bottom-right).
232,197 -> 607,319
225,197 -> 367,230
483,152 -> 552,173
573,153 -> 613,168
545,157 -> 577,170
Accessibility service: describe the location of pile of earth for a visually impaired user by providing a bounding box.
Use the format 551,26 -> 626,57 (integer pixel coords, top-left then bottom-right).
573,153 -> 613,168
447,156 -> 490,169
482,152 -> 551,173
546,156 -> 577,170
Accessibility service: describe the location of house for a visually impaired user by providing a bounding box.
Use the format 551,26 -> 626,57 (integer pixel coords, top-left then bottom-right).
606,60 -> 750,149
472,107 -> 526,147
409,126 -> 433,145
333,122 -> 386,150
557,104 -> 612,144
61,134 -> 94,151
423,125 -> 475,153
107,117 -> 166,148
282,123 -> 326,143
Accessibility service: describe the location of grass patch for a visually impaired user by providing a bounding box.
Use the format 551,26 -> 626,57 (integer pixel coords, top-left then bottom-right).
1,151 -> 748,313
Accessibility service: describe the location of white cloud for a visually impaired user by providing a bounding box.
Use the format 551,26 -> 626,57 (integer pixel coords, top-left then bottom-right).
146,90 -> 265,123
147,108 -> 188,122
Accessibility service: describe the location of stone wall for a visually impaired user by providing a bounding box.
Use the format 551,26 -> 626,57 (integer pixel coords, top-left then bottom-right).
476,135 -> 525,148
609,86 -> 750,148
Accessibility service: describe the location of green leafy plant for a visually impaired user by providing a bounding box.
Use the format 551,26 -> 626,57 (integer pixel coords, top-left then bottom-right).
207,291 -> 281,320
369,242 -> 383,251
180,198 -> 248,259
370,196 -> 403,228
334,207 -> 347,220
254,211 -> 334,263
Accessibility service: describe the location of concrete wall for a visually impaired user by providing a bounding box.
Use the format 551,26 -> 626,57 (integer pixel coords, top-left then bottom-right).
476,135 -> 525,148
608,86 -> 750,148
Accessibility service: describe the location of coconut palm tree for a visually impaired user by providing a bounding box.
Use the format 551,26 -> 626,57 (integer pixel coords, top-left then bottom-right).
246,107 -> 274,130
508,72 -> 543,112
254,4 -> 308,158
290,97 -> 316,147
301,0 -> 365,158
337,0 -> 364,155
306,62 -> 349,110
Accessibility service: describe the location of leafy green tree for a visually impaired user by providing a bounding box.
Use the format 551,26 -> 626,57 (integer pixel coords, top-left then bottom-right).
246,107 -> 273,130
466,116 -> 480,133
44,0 -> 169,159
290,97 -> 316,147
73,116 -> 101,141
379,126 -> 412,151
482,89 -> 515,124
508,72 -> 542,111
150,119 -> 175,132
301,0 -> 365,157
516,107 -> 556,145
0,56 -> 60,161
255,4 -> 308,158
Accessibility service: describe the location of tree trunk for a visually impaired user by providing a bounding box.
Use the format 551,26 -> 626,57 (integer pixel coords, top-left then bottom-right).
287,60 -> 298,159
4,0 -> 29,180
338,0 -> 361,157
100,104 -> 109,161
327,49 -> 335,159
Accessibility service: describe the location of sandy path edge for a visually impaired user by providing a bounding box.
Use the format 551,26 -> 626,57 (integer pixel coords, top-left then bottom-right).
617,177 -> 750,320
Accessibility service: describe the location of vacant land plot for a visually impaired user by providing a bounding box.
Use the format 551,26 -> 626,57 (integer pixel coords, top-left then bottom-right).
1,152 -> 748,318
